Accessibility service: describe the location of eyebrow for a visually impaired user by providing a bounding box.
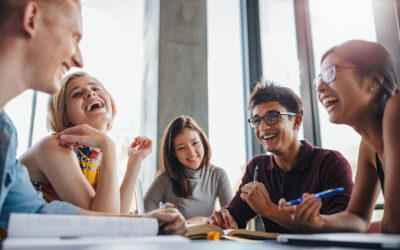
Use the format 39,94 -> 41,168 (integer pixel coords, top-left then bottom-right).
175,138 -> 198,147
68,82 -> 99,97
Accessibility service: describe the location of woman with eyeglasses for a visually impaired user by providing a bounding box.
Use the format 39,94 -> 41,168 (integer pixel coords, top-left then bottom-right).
144,116 -> 233,221
280,40 -> 400,234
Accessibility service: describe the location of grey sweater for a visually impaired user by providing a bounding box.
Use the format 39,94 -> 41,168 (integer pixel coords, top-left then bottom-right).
144,166 -> 233,219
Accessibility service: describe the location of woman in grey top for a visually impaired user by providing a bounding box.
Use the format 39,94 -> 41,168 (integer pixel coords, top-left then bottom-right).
144,116 -> 233,219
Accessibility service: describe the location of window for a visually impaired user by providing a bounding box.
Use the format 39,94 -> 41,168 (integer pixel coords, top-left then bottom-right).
309,0 -> 376,170
207,0 -> 246,192
258,0 -> 304,139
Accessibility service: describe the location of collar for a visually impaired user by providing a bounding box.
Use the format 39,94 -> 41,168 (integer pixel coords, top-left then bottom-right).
183,166 -> 204,179
268,140 -> 314,172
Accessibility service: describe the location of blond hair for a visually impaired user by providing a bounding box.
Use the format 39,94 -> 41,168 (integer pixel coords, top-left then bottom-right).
47,71 -> 116,133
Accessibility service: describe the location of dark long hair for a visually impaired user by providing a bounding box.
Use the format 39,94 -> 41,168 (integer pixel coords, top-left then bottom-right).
321,40 -> 399,119
161,116 -> 211,198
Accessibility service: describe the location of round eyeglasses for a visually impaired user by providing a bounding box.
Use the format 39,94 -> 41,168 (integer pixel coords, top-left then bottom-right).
314,64 -> 357,88
248,110 -> 297,129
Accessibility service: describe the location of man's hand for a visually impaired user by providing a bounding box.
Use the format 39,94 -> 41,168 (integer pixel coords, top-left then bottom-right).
145,208 -> 187,235
207,208 -> 238,229
240,182 -> 274,216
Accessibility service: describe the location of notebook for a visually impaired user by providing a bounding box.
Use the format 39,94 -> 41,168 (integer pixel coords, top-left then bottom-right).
277,233 -> 400,249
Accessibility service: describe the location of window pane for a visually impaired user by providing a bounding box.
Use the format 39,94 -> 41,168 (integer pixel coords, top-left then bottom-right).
258,0 -> 304,139
207,0 -> 246,192
32,0 -> 144,211
4,91 -> 33,157
309,0 -> 376,170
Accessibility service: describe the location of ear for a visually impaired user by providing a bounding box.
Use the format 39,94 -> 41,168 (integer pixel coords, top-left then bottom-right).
22,2 -> 40,38
293,114 -> 303,130
368,71 -> 384,90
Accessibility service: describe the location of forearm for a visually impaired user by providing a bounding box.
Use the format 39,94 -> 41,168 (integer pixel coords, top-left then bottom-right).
91,142 -> 120,213
263,204 -> 313,233
120,158 -> 142,213
315,211 -> 368,233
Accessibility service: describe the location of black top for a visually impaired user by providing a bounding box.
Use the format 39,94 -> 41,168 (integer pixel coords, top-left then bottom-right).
375,153 -> 385,194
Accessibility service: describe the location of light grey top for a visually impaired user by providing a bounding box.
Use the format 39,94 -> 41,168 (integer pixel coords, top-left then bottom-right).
144,166 -> 233,219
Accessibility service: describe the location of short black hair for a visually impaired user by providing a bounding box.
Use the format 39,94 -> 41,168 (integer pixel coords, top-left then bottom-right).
248,80 -> 303,116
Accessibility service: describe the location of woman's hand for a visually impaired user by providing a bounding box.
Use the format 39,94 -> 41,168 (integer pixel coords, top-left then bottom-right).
57,124 -> 113,150
279,193 -> 325,230
127,136 -> 153,162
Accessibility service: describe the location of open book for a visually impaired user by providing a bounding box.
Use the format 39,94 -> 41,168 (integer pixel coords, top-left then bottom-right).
3,213 -> 188,249
185,224 -> 278,241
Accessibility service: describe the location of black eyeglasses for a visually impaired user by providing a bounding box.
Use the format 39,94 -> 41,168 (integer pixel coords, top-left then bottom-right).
314,65 -> 357,88
248,110 -> 297,129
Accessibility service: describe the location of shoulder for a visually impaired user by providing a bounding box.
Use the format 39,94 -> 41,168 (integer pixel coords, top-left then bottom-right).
208,165 -> 229,178
311,143 -> 347,162
383,94 -> 400,126
154,170 -> 171,183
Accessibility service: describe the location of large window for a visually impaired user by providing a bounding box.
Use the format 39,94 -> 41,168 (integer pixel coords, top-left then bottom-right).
207,0 -> 247,192
6,0 -> 144,187
309,0 -> 376,170
258,0 -> 304,139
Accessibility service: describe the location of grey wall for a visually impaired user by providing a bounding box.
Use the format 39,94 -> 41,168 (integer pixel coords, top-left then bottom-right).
141,0 -> 208,191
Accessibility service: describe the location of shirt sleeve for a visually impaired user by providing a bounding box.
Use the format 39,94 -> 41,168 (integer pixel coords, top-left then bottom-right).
143,173 -> 166,212
215,167 -> 233,208
319,150 -> 354,214
224,161 -> 257,229
39,201 -> 81,215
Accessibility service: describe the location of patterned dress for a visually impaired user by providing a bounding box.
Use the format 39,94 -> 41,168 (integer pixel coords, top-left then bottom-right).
32,144 -> 101,202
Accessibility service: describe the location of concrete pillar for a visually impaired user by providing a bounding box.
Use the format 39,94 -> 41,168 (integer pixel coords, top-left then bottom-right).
141,0 -> 208,191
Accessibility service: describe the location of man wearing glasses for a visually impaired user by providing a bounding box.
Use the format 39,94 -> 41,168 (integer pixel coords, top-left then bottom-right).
208,81 -> 353,233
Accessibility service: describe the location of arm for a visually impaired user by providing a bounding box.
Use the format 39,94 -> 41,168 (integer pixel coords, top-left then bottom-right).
216,167 -> 233,207
75,208 -> 187,235
144,172 -> 166,212
120,136 -> 152,213
240,182 -> 313,233
279,139 -> 380,232
381,94 -> 400,233
26,125 -> 120,212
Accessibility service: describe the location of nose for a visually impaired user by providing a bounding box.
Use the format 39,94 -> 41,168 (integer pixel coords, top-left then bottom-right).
72,46 -> 83,68
259,118 -> 271,130
187,145 -> 196,158
86,89 -> 96,98
316,79 -> 328,93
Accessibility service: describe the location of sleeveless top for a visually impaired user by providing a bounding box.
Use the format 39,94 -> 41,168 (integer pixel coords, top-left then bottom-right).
32,144 -> 101,202
375,153 -> 385,194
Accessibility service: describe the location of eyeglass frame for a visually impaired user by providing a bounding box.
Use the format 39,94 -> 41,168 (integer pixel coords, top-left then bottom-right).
247,110 -> 297,129
314,64 -> 358,88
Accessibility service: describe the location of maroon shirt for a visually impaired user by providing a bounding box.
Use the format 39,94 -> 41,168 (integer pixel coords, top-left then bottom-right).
225,140 -> 353,233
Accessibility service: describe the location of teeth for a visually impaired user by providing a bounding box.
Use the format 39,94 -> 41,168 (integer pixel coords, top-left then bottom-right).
262,134 -> 276,140
322,97 -> 338,105
86,101 -> 103,111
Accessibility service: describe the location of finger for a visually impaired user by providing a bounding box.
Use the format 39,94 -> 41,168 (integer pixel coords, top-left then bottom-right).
59,134 -> 83,144
212,211 -> 224,228
240,192 -> 248,201
221,209 -> 234,229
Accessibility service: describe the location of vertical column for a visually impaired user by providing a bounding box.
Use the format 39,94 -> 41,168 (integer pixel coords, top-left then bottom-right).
141,0 -> 208,191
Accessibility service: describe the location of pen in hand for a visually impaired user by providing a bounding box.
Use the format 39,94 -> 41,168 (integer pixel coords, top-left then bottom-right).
285,187 -> 344,207
253,165 -> 259,182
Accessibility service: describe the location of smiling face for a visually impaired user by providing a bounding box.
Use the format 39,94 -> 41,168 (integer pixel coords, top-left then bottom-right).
173,128 -> 205,170
317,52 -> 374,125
253,101 -> 300,154
29,1 -> 83,94
64,76 -> 113,131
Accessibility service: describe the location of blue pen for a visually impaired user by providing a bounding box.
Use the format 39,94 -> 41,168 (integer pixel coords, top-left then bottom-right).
285,187 -> 344,207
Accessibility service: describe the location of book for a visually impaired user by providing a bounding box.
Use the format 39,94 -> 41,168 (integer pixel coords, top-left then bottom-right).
3,213 -> 189,249
185,224 -> 279,241
7,213 -> 158,238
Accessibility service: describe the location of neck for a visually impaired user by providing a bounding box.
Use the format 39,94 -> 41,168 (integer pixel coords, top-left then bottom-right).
273,139 -> 302,172
352,112 -> 383,156
0,39 -> 28,112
